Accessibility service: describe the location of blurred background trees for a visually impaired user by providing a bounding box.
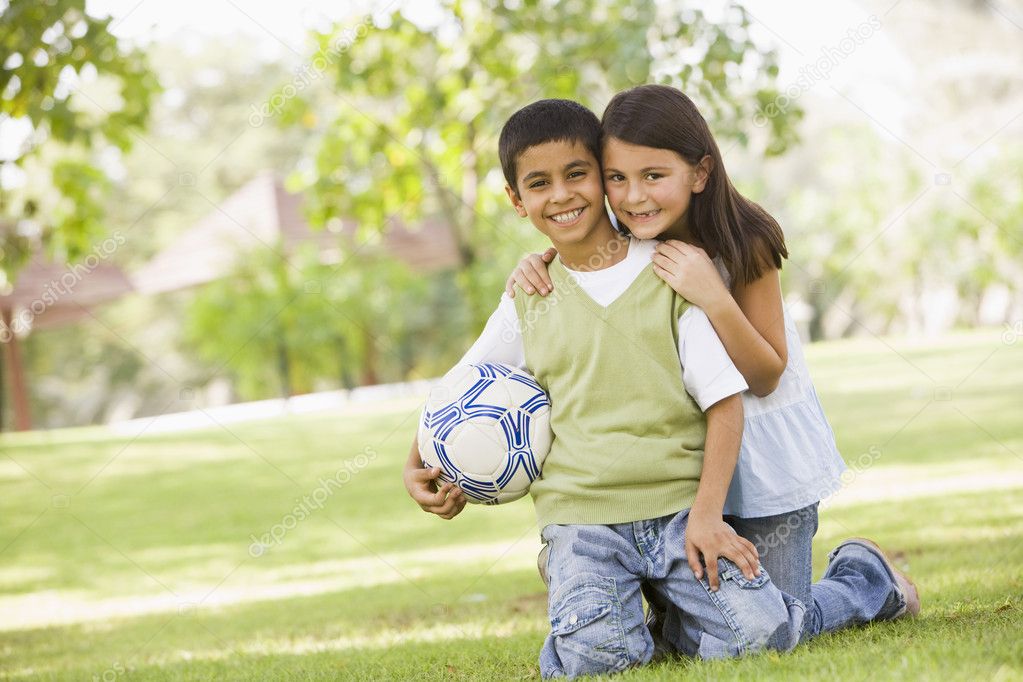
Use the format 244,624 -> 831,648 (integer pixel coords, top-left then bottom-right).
281,0 -> 795,328
0,0 -> 158,277
2,0 -> 1021,429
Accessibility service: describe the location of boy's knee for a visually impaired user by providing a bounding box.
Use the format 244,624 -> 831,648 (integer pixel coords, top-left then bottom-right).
705,561 -> 804,657
540,572 -> 650,678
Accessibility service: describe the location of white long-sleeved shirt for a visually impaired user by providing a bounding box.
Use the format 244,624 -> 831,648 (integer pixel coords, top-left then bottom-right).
458,238 -> 747,411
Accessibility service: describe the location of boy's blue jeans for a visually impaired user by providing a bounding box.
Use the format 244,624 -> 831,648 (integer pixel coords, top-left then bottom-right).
538,509 -> 804,679
728,504 -> 907,641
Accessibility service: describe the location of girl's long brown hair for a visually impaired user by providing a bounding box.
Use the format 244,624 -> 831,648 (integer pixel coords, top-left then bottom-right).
602,84 -> 787,285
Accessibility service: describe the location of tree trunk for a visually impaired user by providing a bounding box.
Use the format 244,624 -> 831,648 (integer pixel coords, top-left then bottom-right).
276,338 -> 293,398
361,326 -> 379,385
420,138 -> 489,330
337,337 -> 355,389
0,334 -> 5,430
1,307 -> 32,431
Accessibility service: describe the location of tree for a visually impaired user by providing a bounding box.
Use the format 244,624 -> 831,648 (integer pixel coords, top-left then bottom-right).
12,36 -> 335,428
185,243 -> 430,401
1,0 -> 159,277
282,0 -> 799,329
0,0 -> 158,429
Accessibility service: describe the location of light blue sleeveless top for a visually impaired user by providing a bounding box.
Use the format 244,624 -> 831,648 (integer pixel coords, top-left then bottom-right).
714,259 -> 848,518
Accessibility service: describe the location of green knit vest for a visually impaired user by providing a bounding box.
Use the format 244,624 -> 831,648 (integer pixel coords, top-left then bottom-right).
513,251 -> 707,529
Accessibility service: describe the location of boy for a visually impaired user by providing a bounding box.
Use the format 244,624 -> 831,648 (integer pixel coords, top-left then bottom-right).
404,99 -> 804,677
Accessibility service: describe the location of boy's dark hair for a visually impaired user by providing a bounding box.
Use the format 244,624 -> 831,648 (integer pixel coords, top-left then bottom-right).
499,99 -> 601,193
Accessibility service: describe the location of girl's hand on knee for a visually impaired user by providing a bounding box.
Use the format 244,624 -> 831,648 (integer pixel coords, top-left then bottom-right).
504,248 -> 557,298
685,512 -> 760,591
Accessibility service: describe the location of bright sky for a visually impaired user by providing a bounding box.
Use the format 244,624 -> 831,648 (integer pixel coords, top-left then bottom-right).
83,0 -> 915,124
84,1 -> 910,73
0,0 -> 916,170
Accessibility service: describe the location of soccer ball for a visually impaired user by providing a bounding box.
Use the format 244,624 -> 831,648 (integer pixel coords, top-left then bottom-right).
418,362 -> 553,504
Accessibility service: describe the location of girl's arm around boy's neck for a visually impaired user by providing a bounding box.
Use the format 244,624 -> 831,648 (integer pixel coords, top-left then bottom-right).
704,268 -> 788,397
652,240 -> 788,397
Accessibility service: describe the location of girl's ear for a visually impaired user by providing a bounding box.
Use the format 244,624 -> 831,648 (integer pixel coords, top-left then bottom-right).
505,185 -> 528,217
692,155 -> 714,194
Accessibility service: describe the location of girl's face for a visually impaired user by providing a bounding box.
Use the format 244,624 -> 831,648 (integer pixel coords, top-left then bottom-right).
601,137 -> 710,242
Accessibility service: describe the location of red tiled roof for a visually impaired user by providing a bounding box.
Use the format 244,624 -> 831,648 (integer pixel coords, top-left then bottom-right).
132,172 -> 461,295
0,257 -> 133,330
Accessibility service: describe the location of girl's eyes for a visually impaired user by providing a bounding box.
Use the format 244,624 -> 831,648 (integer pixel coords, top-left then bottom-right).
604,173 -> 662,182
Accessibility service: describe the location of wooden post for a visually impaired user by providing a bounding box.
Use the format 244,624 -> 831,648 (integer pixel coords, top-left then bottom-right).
0,307 -> 32,431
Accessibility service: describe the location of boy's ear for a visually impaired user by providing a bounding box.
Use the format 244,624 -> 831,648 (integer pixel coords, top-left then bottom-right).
505,184 -> 528,217
692,155 -> 714,194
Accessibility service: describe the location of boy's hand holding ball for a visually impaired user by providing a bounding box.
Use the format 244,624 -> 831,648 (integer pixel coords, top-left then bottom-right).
403,464 -> 466,520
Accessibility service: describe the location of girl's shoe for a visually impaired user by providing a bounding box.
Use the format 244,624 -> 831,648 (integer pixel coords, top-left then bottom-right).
836,537 -> 921,617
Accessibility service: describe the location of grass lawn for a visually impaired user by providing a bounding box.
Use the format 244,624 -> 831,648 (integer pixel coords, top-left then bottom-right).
1,327 -> 1021,680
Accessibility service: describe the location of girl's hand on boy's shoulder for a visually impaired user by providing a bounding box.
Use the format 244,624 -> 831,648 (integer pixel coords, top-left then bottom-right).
505,248 -> 557,298
652,240 -> 729,310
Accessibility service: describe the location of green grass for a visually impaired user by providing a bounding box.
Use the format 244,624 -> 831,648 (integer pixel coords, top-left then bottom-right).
1,327 -> 1021,680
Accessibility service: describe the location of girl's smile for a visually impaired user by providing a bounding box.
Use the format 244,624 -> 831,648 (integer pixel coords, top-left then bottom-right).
601,136 -> 711,241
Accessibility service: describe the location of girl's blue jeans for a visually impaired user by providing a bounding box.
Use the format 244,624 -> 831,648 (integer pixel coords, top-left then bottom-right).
728,503 -> 907,641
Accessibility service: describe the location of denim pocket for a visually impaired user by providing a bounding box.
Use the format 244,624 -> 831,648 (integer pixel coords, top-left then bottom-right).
717,561 -> 771,590
548,572 -> 628,670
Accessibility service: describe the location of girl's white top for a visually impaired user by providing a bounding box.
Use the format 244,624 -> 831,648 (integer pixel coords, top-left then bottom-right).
715,258 -> 847,518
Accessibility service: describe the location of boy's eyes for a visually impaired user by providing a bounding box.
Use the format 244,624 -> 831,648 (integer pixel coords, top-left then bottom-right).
527,171 -> 586,189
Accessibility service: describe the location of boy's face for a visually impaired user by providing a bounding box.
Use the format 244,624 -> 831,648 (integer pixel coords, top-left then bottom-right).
505,140 -> 608,247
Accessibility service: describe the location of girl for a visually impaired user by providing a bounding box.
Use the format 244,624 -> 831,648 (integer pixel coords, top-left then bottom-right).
505,84 -> 850,615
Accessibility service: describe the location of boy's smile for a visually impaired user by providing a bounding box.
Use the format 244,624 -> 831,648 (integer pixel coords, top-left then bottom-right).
506,140 -> 620,268
546,206 -> 586,226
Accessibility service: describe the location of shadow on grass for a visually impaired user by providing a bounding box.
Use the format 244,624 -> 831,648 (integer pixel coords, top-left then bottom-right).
4,511 -> 1022,680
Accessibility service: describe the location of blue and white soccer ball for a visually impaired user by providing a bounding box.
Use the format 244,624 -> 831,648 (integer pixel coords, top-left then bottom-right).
418,362 -> 553,505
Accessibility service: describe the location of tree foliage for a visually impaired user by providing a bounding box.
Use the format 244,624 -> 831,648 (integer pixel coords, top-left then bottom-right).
0,0 -> 159,278
284,0 -> 800,326
184,243 -> 433,400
